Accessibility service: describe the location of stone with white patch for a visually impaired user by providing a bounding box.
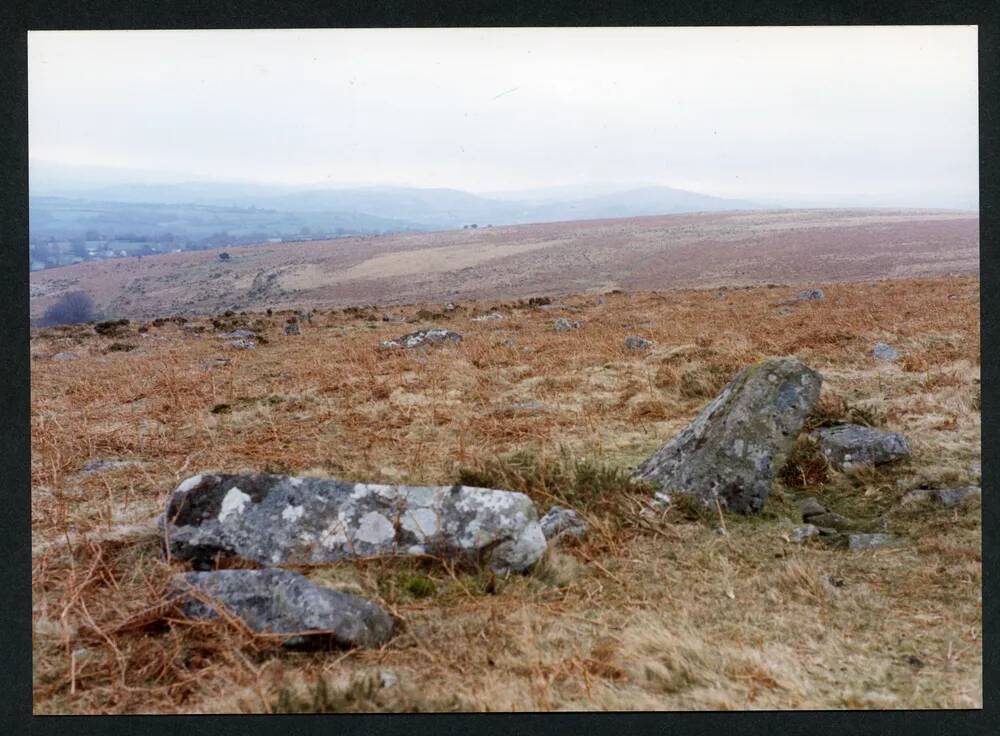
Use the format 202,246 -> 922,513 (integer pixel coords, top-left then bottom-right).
160,473 -> 546,572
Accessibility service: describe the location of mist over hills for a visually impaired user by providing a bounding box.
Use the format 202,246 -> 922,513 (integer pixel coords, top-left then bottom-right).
28,161 -> 773,269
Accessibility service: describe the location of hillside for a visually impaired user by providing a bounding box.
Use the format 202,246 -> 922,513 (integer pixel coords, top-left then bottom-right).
29,275 -> 981,712
29,208 -> 979,322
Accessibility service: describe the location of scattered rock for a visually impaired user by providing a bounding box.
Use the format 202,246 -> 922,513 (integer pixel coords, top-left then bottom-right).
796,288 -> 825,301
901,486 -> 981,508
443,302 -> 458,312
160,473 -> 547,573
472,312 -> 504,322
52,352 -> 80,361
380,328 -> 463,350
633,357 -> 822,513
202,357 -> 231,368
814,424 -> 911,471
624,335 -> 654,351
554,318 -> 581,332
168,569 -> 394,648
872,342 -> 899,362
539,507 -> 587,542
776,307 -> 795,316
798,496 -> 828,520
804,511 -> 862,532
296,309 -> 313,323
226,339 -> 256,350
284,322 -> 301,336
788,524 -> 820,543
218,329 -> 256,339
840,533 -> 900,551
538,304 -> 579,312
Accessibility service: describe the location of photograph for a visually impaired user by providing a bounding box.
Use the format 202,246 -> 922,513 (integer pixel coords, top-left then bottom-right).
27,26 -> 981,714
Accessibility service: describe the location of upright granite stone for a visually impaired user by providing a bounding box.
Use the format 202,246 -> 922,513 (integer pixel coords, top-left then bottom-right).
160,473 -> 547,573
632,357 -> 822,514
813,424 -> 910,471
169,569 -> 394,648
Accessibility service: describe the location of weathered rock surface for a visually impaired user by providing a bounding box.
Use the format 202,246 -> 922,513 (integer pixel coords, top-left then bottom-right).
554,318 -> 581,332
472,312 -> 504,322
814,424 -> 911,471
160,473 -> 547,573
380,328 -> 463,349
788,524 -> 820,543
52,352 -> 80,361
796,288 -> 825,301
624,336 -> 655,351
539,506 -> 587,542
218,329 -> 256,339
226,339 -> 256,350
632,357 -> 822,514
798,496 -> 828,520
169,568 -> 394,648
872,342 -> 899,362
901,486 -> 981,508
838,533 -> 900,551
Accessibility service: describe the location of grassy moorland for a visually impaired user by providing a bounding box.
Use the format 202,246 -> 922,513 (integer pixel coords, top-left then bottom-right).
30,275 -> 980,712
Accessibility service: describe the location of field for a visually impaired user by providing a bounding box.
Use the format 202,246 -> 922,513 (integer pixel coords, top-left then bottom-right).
29,208 -> 979,321
30,274 -> 981,713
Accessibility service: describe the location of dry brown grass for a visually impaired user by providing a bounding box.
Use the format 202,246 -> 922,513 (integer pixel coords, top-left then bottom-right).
30,275 -> 981,713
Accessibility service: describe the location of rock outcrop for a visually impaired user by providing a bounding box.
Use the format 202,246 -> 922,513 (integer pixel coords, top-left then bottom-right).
632,357 -> 822,513
169,569 -> 394,648
160,473 -> 547,573
813,424 -> 911,471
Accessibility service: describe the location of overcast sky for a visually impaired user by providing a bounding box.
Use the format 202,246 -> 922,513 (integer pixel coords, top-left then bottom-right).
29,27 -> 978,206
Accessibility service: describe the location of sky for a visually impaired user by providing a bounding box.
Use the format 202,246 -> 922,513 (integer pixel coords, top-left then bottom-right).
28,27 -> 979,207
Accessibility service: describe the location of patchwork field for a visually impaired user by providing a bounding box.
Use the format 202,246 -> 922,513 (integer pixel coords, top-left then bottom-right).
30,275 -> 981,713
29,208 -> 979,321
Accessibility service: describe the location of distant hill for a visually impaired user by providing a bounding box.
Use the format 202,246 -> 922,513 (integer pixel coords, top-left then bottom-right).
28,209 -> 979,321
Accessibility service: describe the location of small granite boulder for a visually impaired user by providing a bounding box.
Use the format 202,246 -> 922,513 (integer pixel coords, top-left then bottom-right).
796,288 -> 825,301
901,486 -> 981,508
840,533 -> 900,551
168,569 -> 394,648
472,312 -> 504,322
226,339 -> 256,350
872,342 -> 899,362
624,336 -> 654,351
632,357 -> 822,514
380,328 -> 463,350
160,473 -> 547,574
218,329 -> 256,339
539,506 -> 587,542
814,424 -> 911,471
554,318 -> 582,332
788,524 -> 820,543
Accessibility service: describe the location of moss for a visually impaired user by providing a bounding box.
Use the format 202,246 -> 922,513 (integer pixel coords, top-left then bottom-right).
399,573 -> 436,599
